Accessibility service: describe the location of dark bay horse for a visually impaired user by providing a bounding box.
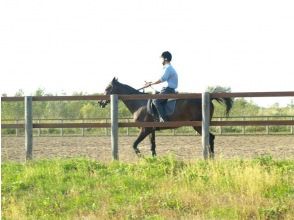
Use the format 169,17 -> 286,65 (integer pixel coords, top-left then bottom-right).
99,78 -> 233,158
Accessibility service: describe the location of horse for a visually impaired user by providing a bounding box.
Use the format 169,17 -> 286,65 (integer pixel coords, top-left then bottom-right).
99,77 -> 233,158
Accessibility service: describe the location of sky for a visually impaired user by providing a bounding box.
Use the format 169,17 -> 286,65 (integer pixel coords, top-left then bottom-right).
0,0 -> 294,107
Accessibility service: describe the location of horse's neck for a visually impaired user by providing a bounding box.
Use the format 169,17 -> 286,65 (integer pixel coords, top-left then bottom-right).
118,85 -> 146,114
122,99 -> 146,114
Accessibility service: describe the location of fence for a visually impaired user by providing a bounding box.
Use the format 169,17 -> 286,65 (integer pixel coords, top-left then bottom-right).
1,91 -> 294,160
2,116 -> 294,137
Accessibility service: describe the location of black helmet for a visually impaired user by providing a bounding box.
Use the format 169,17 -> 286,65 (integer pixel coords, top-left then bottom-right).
161,51 -> 172,62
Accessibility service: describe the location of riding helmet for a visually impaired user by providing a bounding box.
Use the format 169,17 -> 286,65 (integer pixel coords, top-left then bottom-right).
161,51 -> 172,62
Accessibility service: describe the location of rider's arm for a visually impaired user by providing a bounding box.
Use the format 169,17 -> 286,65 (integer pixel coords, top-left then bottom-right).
143,79 -> 162,88
143,65 -> 170,88
149,79 -> 162,86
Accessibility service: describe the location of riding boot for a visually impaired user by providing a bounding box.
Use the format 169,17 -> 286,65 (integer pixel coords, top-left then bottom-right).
155,103 -> 169,122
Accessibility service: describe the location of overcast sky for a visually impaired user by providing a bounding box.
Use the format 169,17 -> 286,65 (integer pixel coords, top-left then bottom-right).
0,0 -> 293,106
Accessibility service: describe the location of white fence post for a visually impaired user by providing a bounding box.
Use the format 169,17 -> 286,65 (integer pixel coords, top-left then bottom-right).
111,94 -> 119,160
291,116 -> 294,135
60,119 -> 63,136
82,119 -> 85,136
126,118 -> 130,136
105,119 -> 108,136
266,116 -> 269,134
25,96 -> 33,160
202,92 -> 210,159
37,119 -> 41,136
15,120 -> 18,137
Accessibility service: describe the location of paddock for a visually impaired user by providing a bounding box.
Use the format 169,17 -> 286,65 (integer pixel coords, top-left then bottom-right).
2,135 -> 294,162
2,91 -> 294,161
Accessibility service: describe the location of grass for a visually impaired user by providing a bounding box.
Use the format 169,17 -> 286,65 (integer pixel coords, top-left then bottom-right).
2,155 -> 294,219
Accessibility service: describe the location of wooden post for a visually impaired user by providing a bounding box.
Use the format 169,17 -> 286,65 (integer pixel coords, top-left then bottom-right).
202,92 -> 210,159
111,94 -> 119,160
105,119 -> 108,136
242,116 -> 245,135
37,119 -> 41,136
219,118 -> 222,135
266,116 -> 269,134
15,120 -> 18,137
25,96 -> 33,160
126,119 -> 129,136
290,117 -> 294,134
82,119 -> 85,136
61,119 -> 63,136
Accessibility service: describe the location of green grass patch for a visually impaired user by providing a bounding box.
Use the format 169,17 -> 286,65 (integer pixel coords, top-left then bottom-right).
2,156 -> 294,219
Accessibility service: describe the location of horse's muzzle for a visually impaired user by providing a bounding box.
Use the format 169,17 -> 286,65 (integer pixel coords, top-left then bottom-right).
98,100 -> 110,108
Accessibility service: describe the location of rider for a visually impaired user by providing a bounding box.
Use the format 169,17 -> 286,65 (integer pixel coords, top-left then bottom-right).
143,51 -> 178,122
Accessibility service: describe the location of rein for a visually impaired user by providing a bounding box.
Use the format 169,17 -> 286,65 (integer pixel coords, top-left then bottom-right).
137,85 -> 157,93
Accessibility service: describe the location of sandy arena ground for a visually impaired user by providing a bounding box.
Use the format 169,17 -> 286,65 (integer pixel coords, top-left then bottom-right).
1,135 -> 294,162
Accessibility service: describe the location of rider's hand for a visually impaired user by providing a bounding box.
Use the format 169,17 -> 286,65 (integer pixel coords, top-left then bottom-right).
144,81 -> 152,87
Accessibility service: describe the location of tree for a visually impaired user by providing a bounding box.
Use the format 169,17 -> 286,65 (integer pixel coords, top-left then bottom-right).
33,88 -> 48,119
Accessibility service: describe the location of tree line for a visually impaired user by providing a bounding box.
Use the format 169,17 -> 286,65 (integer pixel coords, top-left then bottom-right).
1,88 -> 294,120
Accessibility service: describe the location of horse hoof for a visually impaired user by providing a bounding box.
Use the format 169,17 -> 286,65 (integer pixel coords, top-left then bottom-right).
152,151 -> 157,157
134,148 -> 141,156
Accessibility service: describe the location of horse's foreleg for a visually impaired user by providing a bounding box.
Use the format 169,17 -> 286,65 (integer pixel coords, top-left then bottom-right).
132,128 -> 152,156
149,130 -> 156,156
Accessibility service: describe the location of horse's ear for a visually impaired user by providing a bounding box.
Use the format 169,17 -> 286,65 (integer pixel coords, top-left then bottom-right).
112,77 -> 118,82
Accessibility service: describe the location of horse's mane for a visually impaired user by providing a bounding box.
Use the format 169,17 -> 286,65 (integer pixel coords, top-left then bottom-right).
116,80 -> 145,94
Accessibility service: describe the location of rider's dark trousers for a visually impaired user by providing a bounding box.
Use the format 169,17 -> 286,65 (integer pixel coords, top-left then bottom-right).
153,87 -> 175,121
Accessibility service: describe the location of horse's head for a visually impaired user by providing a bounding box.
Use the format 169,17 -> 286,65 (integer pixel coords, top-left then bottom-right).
98,77 -> 119,108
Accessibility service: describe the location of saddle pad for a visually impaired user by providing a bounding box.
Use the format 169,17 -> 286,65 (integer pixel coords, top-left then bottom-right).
165,99 -> 176,116
147,99 -> 177,117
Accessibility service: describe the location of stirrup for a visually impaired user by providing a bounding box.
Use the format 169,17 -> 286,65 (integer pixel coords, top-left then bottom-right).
159,116 -> 169,122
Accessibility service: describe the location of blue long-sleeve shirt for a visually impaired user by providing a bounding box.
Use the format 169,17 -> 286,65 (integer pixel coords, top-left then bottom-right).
160,64 -> 178,89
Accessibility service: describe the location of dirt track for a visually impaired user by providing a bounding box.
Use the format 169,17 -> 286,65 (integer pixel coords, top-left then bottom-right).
1,135 -> 294,162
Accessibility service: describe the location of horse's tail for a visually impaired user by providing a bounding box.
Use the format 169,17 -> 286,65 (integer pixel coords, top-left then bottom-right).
208,86 -> 234,116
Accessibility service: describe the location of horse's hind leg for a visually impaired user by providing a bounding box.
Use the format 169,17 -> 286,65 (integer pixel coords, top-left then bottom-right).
133,128 -> 153,156
209,132 -> 215,159
193,126 -> 202,135
149,130 -> 156,156
193,126 -> 215,158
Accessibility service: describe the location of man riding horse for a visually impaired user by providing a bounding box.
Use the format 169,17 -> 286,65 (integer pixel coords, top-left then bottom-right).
141,51 -> 178,122
98,52 -> 233,157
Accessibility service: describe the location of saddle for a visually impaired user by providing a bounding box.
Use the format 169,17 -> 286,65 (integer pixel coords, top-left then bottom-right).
147,98 -> 177,120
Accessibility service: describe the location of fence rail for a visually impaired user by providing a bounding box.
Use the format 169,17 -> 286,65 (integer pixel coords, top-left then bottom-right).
2,116 -> 294,136
1,91 -> 294,160
2,91 -> 294,102
2,121 -> 294,128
